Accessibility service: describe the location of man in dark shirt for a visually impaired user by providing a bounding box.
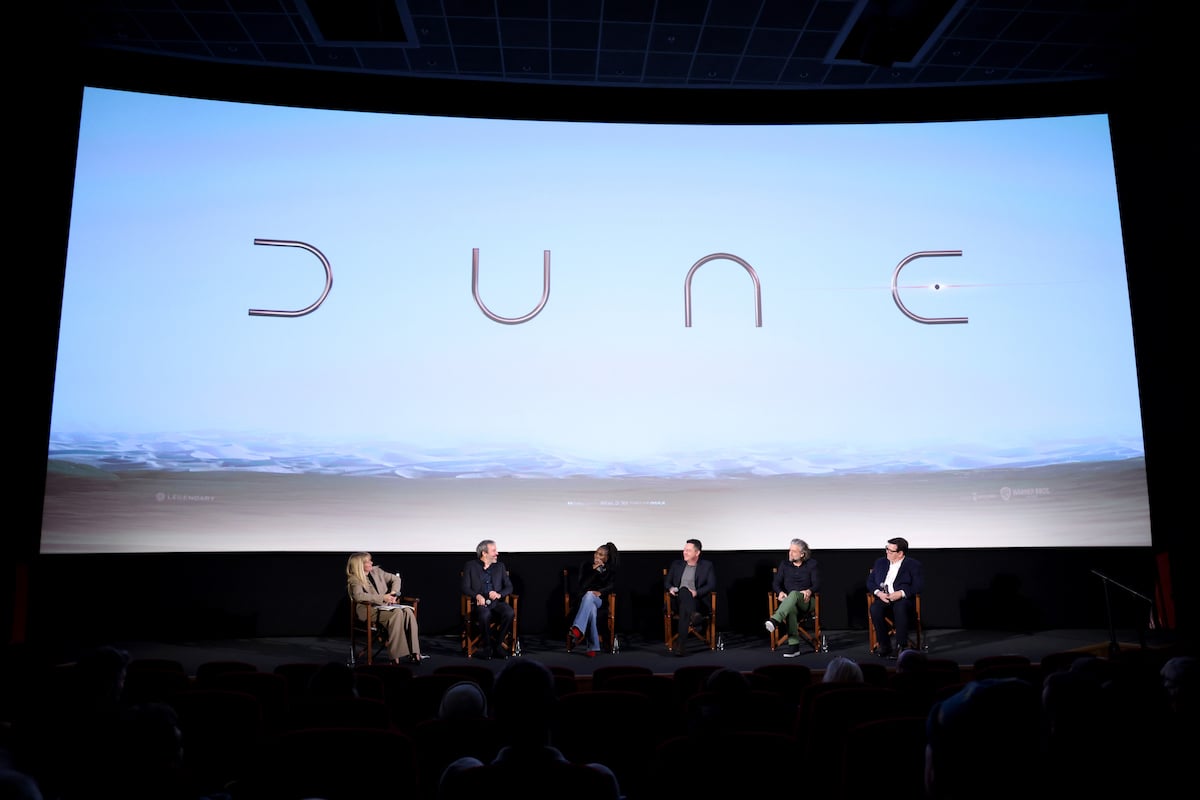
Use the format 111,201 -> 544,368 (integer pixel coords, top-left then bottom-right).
461,539 -> 515,659
765,538 -> 821,657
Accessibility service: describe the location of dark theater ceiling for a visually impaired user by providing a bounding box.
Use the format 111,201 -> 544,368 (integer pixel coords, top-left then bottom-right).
71,0 -> 1139,92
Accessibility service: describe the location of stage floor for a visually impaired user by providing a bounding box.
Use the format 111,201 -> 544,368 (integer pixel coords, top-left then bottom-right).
97,626 -> 1181,678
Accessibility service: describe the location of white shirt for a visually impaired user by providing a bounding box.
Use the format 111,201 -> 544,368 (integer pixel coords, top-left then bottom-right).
884,557 -> 905,596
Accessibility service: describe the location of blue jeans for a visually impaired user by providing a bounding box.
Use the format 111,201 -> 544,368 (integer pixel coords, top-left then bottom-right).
572,592 -> 603,651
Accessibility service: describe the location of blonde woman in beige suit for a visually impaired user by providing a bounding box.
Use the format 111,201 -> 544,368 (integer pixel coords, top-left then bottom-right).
346,551 -> 426,663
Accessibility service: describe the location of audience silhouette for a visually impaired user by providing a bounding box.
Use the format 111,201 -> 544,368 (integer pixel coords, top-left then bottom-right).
3,640 -> 1195,800
822,656 -> 865,683
438,680 -> 488,720
438,658 -> 622,799
925,677 -> 1043,800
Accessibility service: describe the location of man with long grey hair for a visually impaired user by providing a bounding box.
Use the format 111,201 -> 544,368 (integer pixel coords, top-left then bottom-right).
765,538 -> 821,657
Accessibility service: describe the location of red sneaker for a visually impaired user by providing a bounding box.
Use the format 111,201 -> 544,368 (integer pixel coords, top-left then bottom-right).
570,626 -> 584,644
585,650 -> 598,658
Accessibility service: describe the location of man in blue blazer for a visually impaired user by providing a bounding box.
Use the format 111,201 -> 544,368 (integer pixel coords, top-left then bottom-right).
868,537 -> 924,658
664,538 -> 716,656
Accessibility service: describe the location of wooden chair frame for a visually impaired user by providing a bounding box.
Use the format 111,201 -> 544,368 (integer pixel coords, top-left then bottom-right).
350,595 -> 420,666
767,568 -> 823,652
459,575 -> 519,658
662,568 -> 717,651
563,568 -> 617,653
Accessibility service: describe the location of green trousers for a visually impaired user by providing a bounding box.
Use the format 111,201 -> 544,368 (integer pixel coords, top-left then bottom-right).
771,591 -> 814,644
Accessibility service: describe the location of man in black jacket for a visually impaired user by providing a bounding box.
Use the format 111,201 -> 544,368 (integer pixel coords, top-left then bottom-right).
664,538 -> 715,656
462,539 -> 515,659
867,536 -> 924,658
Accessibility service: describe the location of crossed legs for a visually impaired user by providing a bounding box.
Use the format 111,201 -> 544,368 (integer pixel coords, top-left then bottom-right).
772,591 -> 814,645
572,592 -> 603,651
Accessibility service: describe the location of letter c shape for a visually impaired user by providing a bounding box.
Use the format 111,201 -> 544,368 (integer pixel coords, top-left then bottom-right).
891,250 -> 966,324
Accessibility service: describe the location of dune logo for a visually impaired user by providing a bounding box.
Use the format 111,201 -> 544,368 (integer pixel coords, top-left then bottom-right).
248,243 -> 967,326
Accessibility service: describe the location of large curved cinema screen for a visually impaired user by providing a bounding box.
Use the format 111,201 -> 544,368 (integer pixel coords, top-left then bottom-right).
42,87 -> 1150,553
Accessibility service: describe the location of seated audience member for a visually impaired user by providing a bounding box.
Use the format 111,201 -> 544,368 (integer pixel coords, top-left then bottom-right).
1159,655 -> 1199,785
686,667 -> 753,736
0,737 -> 42,800
423,679 -> 496,798
823,656 -> 865,684
74,645 -> 132,713
891,648 -> 944,710
1066,653 -> 1114,685
0,768 -> 42,800
895,648 -> 928,674
867,537 -> 924,658
764,538 -> 821,657
461,540 -> 516,660
438,659 -> 621,799
568,542 -> 619,657
346,551 -> 426,663
925,678 -> 1042,800
109,702 -> 232,800
1161,655 -> 1199,716
438,680 -> 488,721
663,539 -> 716,657
16,645 -> 132,799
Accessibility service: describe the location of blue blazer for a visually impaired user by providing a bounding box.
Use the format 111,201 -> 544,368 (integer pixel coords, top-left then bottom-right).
868,555 -> 924,598
664,559 -> 716,599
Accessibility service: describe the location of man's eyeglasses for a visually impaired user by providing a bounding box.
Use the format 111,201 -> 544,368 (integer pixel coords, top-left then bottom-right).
884,547 -> 900,553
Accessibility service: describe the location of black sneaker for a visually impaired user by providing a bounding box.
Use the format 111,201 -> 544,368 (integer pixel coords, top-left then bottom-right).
782,643 -> 803,658
764,619 -> 777,634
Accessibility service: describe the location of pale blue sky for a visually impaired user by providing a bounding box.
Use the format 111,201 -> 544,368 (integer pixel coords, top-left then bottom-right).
54,88 -> 1140,460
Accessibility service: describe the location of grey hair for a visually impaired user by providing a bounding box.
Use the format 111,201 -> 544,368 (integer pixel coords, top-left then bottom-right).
790,539 -> 811,560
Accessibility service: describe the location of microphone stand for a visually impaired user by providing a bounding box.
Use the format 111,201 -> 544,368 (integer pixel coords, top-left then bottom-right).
1091,569 -> 1154,656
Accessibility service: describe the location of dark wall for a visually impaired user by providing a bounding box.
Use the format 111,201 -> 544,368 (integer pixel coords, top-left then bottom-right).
30,547 -> 1159,649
